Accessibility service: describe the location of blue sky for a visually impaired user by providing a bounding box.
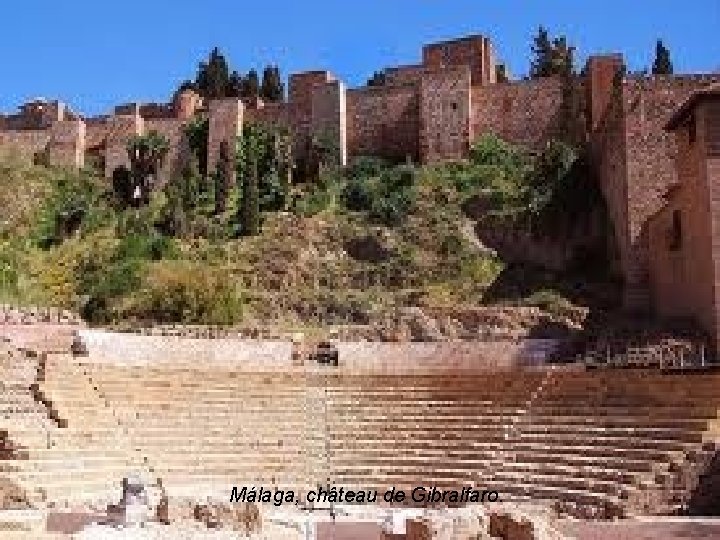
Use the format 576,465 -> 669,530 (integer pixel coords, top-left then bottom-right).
1,1 -> 718,116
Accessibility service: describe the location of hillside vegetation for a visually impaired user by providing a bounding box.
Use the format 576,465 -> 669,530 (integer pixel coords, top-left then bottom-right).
0,134 -> 615,332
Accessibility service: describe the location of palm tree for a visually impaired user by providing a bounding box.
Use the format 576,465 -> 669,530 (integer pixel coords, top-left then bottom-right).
126,131 -> 169,205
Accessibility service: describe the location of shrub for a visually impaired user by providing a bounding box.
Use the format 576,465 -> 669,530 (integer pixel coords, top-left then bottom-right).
34,169 -> 108,249
293,185 -> 333,217
525,288 -> 575,318
127,261 -> 244,325
340,164 -> 418,226
346,156 -> 390,180
469,134 -> 526,174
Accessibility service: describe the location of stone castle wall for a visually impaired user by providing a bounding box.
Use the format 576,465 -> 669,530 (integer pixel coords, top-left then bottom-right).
1,34 -> 720,325
648,99 -> 720,349
471,77 -> 567,151
346,86 -> 420,162
591,72 -> 720,308
419,67 -> 472,163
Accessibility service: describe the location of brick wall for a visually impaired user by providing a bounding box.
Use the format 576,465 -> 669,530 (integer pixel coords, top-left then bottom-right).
288,71 -> 336,156
420,67 -> 472,163
471,77 -> 567,151
244,101 -> 291,127
592,82 -> 630,284
384,65 -> 425,87
346,86 -> 420,162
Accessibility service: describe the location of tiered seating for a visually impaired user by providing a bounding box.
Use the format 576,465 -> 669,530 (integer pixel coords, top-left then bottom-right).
325,369 -> 720,518
1,348 -> 144,507
3,345 -> 720,521
77,363 -> 322,500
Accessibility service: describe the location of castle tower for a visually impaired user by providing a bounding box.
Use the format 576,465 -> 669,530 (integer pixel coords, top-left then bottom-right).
207,98 -> 243,180
422,35 -> 496,86
48,119 -> 86,169
173,89 -> 202,121
311,79 -> 348,167
105,104 -> 144,178
419,66 -> 472,163
586,54 -> 624,133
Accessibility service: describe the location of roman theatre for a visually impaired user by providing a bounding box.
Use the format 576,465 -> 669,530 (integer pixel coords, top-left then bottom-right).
1,310 -> 720,540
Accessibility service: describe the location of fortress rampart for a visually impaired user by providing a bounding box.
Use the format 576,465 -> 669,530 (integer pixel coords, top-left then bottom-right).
1,34 -> 719,321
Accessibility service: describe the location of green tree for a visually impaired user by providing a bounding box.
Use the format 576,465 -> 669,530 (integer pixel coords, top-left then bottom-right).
243,69 -> 260,100
260,66 -> 284,102
183,116 -> 209,178
241,154 -> 260,236
126,131 -> 169,206
530,26 -> 574,78
227,70 -> 244,98
652,39 -> 674,75
237,125 -> 264,235
310,131 -> 340,178
367,71 -> 386,87
196,47 -> 231,99
214,141 -> 233,214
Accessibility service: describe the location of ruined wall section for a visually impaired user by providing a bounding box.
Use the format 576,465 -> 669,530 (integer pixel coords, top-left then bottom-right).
471,77 -> 567,151
419,67 -> 472,163
346,86 -> 420,162
384,65 -> 425,87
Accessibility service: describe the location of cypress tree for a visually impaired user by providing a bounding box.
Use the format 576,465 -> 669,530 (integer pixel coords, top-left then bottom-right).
243,69 -> 260,100
367,71 -> 386,87
196,48 -> 231,99
227,71 -> 244,98
214,141 -> 233,215
652,40 -> 674,75
530,26 -> 553,78
241,154 -> 260,236
530,27 -> 574,78
261,66 -> 285,102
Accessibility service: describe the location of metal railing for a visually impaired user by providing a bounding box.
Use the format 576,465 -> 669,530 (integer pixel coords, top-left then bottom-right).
576,341 -> 715,370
